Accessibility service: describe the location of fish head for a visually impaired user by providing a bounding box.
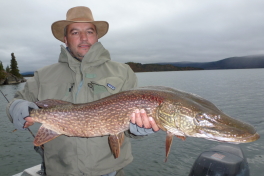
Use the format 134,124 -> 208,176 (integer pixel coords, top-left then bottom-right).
158,91 -> 260,143
180,110 -> 260,143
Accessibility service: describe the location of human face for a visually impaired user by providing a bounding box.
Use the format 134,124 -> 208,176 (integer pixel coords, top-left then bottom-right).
64,23 -> 98,60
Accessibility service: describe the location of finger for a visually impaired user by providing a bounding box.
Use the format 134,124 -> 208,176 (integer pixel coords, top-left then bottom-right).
24,121 -> 34,128
25,117 -> 34,123
130,112 -> 136,124
135,109 -> 143,127
140,109 -> 151,128
149,117 -> 160,132
24,117 -> 34,128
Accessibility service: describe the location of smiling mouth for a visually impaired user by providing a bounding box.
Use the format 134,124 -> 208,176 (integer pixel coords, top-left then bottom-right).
79,45 -> 91,48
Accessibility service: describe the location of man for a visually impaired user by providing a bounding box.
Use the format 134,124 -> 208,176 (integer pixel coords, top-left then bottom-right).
6,6 -> 159,176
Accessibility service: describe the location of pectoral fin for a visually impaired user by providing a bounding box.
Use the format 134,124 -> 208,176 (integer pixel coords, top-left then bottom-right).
34,125 -> 61,146
108,133 -> 125,158
165,132 -> 174,162
176,135 -> 186,141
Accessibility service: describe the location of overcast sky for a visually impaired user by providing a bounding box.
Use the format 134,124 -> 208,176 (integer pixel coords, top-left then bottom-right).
1,0 -> 264,72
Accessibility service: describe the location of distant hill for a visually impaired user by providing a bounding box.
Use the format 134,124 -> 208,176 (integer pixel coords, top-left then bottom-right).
125,62 -> 203,72
21,71 -> 34,77
21,55 -> 264,75
154,55 -> 264,70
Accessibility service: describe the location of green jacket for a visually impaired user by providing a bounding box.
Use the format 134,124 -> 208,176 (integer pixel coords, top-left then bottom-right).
8,42 -> 138,176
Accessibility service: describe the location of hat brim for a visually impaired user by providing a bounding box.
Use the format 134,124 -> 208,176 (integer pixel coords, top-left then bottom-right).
51,20 -> 109,42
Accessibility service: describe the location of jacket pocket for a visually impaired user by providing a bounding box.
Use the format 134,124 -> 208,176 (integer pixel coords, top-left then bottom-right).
90,77 -> 124,100
38,82 -> 73,101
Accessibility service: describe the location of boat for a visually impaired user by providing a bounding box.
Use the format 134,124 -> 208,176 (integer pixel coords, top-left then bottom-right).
14,144 -> 250,176
13,165 -> 42,176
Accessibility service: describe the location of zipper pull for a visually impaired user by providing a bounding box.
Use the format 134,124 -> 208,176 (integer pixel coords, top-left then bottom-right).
88,82 -> 94,90
69,83 -> 74,92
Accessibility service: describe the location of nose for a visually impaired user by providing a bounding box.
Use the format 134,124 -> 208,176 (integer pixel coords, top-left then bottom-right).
80,32 -> 88,41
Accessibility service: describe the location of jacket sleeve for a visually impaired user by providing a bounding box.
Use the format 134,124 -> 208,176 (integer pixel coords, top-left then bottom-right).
6,73 -> 40,122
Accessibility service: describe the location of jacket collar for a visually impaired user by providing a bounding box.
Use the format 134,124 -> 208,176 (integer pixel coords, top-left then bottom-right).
58,42 -> 111,68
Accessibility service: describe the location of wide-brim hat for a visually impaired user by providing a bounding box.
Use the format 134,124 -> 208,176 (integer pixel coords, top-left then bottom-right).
51,6 -> 109,42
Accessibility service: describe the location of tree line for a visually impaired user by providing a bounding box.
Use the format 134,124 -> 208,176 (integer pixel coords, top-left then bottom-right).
126,62 -> 203,72
0,53 -> 21,80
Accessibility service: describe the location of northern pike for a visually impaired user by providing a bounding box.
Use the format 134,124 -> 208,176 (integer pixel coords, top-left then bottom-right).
30,86 -> 260,160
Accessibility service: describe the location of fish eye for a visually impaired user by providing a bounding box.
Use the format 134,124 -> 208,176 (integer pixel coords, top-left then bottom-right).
195,113 -> 205,122
193,113 -> 206,125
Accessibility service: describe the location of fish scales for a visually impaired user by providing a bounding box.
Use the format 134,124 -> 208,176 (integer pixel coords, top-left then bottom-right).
29,86 -> 260,160
31,88 -> 162,137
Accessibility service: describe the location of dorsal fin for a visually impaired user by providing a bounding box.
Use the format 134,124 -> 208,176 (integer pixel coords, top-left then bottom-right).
35,99 -> 72,109
34,125 -> 61,146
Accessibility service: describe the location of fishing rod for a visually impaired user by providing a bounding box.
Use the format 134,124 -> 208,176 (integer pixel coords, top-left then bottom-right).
0,89 -> 9,102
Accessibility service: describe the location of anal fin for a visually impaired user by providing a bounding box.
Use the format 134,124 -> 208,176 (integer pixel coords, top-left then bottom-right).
108,132 -> 125,158
34,125 -> 61,146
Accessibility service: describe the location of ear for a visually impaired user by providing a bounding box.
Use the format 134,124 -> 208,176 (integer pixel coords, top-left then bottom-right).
64,36 -> 68,46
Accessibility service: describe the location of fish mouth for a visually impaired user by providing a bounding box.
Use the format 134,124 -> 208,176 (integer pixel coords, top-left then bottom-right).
202,131 -> 260,143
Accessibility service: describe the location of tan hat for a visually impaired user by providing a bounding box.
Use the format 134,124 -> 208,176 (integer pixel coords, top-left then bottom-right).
51,6 -> 109,42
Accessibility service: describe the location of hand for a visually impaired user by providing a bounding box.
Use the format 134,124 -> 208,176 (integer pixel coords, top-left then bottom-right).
130,109 -> 159,132
24,117 -> 34,128
9,99 -> 39,130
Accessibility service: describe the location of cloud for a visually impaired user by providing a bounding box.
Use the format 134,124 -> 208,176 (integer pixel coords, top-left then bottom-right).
1,0 -> 264,72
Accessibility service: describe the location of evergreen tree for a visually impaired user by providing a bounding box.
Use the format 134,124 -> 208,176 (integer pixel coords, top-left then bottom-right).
0,61 -> 5,80
0,61 -> 3,71
10,53 -> 21,78
6,65 -> 10,73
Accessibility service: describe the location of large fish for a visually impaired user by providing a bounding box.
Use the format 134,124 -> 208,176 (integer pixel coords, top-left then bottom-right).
30,86 -> 259,160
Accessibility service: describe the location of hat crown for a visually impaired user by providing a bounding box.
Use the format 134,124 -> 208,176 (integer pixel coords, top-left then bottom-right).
66,6 -> 94,21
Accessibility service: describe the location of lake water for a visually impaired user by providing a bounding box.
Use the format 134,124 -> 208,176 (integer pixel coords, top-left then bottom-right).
0,69 -> 263,176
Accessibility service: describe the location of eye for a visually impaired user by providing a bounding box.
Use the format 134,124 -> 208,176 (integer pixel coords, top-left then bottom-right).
195,113 -> 205,122
71,31 -> 78,35
87,30 -> 95,35
193,113 -> 206,125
